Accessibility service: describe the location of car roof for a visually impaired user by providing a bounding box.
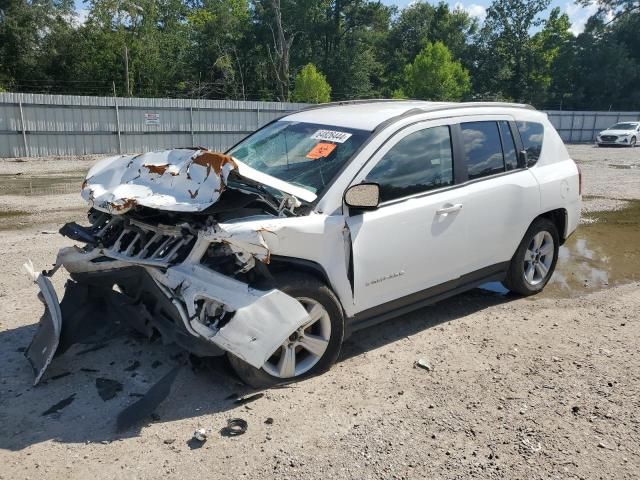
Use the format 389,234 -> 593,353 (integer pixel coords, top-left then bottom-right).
282,99 -> 536,131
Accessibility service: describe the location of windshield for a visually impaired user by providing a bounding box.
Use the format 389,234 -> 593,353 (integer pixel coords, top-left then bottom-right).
228,121 -> 371,195
609,123 -> 638,130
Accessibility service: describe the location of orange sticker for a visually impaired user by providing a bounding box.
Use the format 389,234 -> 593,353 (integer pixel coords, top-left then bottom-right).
306,142 -> 337,159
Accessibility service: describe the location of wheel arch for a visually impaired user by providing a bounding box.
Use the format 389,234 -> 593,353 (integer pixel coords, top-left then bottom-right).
535,208 -> 568,245
268,255 -> 332,288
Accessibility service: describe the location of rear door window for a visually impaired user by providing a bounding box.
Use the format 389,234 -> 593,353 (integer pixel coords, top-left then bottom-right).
461,121 -> 505,180
499,121 -> 518,171
516,121 -> 544,165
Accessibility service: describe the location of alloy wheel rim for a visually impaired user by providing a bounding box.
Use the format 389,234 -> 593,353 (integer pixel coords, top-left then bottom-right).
262,297 -> 331,378
523,231 -> 554,286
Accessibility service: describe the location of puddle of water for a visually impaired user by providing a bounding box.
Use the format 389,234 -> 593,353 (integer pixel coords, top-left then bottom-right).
544,200 -> 640,298
479,201 -> 640,299
0,209 -> 33,231
0,172 -> 85,196
0,209 -> 30,219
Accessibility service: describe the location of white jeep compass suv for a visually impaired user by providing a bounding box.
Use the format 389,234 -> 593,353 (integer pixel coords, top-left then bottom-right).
25,100 -> 581,388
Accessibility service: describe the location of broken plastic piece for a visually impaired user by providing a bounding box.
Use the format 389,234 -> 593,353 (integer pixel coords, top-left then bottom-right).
58,222 -> 97,244
95,378 -> 123,401
233,392 -> 264,406
41,393 -> 76,416
415,358 -> 432,371
116,366 -> 181,432
193,428 -> 207,442
24,267 -> 62,386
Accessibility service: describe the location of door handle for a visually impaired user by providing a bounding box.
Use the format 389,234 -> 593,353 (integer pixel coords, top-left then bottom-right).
436,203 -> 463,215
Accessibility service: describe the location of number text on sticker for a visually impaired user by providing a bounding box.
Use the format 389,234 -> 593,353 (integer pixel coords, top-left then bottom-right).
311,130 -> 352,143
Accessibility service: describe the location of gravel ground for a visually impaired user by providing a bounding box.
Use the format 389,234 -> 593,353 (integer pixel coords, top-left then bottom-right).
570,144 -> 640,213
0,145 -> 639,480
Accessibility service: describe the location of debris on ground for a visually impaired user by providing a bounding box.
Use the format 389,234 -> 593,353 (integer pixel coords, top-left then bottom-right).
95,378 -> 123,401
415,358 -> 432,371
75,344 -> 108,356
124,361 -> 140,372
187,429 -> 208,449
116,366 -> 181,432
234,393 -> 264,405
264,417 -> 274,425
193,428 -> 207,442
220,418 -> 248,437
41,393 -> 76,416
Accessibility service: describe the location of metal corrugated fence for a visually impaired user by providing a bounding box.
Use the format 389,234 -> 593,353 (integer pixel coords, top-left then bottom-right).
1,93 -> 639,157
0,93 -> 309,157
545,110 -> 640,143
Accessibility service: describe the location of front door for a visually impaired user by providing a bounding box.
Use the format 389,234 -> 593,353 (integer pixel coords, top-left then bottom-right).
345,121 -> 470,314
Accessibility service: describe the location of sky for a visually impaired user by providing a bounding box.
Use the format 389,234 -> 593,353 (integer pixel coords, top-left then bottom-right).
381,0 -> 600,35
73,0 -> 600,36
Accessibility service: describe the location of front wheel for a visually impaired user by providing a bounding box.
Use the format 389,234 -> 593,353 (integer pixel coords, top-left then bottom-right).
228,272 -> 344,388
630,136 -> 637,147
502,218 -> 559,296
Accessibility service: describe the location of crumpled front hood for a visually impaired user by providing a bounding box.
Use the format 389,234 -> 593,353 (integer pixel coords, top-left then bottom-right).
82,149 -> 316,214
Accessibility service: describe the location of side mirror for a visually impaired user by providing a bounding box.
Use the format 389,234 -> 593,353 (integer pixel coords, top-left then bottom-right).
344,183 -> 380,211
518,150 -> 528,168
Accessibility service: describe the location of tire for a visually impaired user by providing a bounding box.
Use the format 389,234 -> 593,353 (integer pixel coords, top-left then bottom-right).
227,272 -> 344,388
631,136 -> 637,147
502,217 -> 559,296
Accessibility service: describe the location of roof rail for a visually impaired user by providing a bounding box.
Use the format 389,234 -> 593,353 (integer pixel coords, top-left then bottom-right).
297,98 -> 420,113
296,99 -> 536,114
372,101 -> 537,133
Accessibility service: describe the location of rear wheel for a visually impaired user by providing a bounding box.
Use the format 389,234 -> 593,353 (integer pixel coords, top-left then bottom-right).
227,272 -> 344,388
502,218 -> 559,296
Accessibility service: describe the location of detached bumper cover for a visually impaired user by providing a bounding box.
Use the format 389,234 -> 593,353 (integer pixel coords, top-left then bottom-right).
23,247 -> 311,384
24,265 -> 62,385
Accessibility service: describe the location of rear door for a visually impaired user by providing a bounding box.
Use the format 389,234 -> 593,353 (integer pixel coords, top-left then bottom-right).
345,120 -> 470,314
455,116 -> 541,272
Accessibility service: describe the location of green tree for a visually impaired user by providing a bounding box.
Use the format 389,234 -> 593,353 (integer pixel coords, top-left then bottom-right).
291,63 -> 331,103
559,13 -> 640,109
473,0 -> 550,101
577,0 -> 639,24
400,41 -> 471,101
384,2 -> 476,96
0,0 -> 77,90
529,7 -> 573,105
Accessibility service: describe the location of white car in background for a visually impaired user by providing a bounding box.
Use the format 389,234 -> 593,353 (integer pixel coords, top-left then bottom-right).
596,121 -> 640,147
25,100 -> 581,388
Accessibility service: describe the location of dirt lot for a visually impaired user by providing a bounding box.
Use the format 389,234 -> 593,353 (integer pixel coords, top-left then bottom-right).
0,145 -> 639,479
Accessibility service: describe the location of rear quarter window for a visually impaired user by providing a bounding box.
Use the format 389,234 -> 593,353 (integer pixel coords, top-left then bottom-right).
516,121 -> 544,166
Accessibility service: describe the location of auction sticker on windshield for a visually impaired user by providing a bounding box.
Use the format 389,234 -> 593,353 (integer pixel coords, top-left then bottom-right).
311,129 -> 352,143
306,142 -> 337,159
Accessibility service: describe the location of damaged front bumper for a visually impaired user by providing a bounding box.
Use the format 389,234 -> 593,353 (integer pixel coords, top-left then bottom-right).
24,217 -> 311,385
